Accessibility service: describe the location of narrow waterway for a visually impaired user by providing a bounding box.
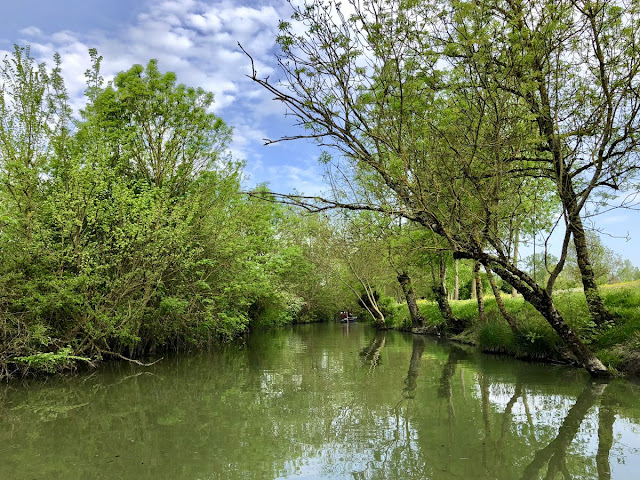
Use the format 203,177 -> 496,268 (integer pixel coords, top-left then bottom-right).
2,322 -> 639,479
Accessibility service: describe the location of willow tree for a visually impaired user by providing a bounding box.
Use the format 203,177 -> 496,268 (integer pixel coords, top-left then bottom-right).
244,0 -> 610,375
438,0 -> 640,325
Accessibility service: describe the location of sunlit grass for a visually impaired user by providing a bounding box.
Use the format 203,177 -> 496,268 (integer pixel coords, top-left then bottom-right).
390,281 -> 640,370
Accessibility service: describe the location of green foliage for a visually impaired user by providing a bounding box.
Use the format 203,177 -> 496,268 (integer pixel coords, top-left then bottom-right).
15,347 -> 91,373
0,47 -> 347,379
512,320 -> 563,360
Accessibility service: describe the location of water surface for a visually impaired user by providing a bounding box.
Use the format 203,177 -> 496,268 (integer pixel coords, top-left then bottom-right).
2,323 -> 640,479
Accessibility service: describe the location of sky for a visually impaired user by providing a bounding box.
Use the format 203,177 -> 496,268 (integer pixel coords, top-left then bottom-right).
1,0 -> 639,266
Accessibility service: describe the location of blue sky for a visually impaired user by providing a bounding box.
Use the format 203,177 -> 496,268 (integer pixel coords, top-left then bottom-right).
1,0 -> 638,266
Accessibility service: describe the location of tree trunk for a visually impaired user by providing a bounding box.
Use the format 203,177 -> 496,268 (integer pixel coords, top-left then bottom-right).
453,250 -> 608,376
474,261 -> 487,324
478,255 -> 609,376
364,289 -> 387,329
512,229 -> 519,297
454,259 -> 459,300
536,71 -> 613,327
471,271 -> 477,299
397,271 -> 426,330
484,265 -> 518,333
569,209 -> 614,326
432,256 -> 467,333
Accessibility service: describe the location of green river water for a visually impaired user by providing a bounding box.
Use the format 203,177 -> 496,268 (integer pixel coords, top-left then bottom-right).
2,322 -> 640,479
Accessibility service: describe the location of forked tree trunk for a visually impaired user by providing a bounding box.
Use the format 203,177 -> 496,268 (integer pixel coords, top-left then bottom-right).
397,271 -> 426,330
451,251 -> 608,376
363,290 -> 387,329
474,255 -> 609,376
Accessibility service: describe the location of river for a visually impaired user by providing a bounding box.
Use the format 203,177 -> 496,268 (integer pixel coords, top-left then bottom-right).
1,322 -> 639,479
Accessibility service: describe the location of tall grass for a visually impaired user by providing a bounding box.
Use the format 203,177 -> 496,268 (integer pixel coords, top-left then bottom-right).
389,280 -> 640,370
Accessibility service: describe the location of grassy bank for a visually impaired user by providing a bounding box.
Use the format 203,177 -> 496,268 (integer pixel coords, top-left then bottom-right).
388,280 -> 640,375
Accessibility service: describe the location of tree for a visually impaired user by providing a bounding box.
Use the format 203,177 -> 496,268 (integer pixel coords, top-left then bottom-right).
0,45 -> 69,244
82,57 -> 232,191
1,48 -> 348,377
330,212 -> 397,328
439,0 -> 640,325
246,0 -> 609,375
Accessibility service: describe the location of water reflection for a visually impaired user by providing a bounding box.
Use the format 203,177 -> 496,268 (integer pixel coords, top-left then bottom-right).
403,335 -> 425,399
520,382 -> 607,480
1,323 -> 639,480
597,387 -> 616,480
359,330 -> 387,369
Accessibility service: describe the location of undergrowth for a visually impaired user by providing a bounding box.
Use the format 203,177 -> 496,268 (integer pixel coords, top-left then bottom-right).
389,280 -> 640,373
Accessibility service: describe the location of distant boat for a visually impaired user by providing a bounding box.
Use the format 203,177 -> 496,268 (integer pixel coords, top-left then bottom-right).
340,316 -> 357,323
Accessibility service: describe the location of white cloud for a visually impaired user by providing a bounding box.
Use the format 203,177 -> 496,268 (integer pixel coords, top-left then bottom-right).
13,0 -> 289,112
3,0 -> 330,195
19,26 -> 42,37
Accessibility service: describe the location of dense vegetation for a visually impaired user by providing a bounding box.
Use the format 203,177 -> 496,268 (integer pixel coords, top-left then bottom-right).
0,47 -> 349,378
2,0 -> 640,379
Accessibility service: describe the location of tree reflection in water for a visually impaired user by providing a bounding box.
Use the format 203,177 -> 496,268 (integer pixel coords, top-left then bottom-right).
360,330 -> 387,370
520,382 -> 608,480
1,325 -> 638,480
434,345 -> 467,474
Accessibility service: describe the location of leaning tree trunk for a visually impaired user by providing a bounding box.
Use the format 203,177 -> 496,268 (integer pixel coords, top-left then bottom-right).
397,271 -> 427,331
363,288 -> 387,329
484,266 -> 518,333
474,261 -> 487,324
432,255 -> 467,333
474,254 -> 609,376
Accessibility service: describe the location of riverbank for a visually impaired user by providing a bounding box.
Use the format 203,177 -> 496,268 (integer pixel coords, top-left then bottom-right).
388,280 -> 640,376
